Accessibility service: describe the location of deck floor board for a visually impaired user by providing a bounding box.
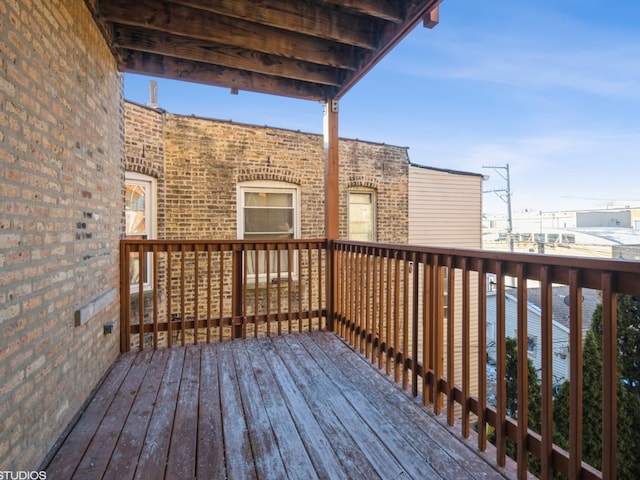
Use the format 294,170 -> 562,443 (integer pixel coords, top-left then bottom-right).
45,331 -> 511,480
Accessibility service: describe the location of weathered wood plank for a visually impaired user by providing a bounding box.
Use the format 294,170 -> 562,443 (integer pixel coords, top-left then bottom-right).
133,347 -> 186,480
311,331 -> 503,479
254,337 -> 352,479
103,348 -> 170,480
232,341 -> 289,478
218,341 -> 257,479
165,345 -> 201,479
45,354 -> 136,479
290,333 -> 441,479
73,350 -> 154,479
241,339 -> 319,480
269,335 -> 388,479
274,337 -> 416,478
196,344 -> 226,479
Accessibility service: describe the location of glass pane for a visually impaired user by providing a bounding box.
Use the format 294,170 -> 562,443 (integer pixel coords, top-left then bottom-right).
349,194 -> 373,241
350,192 -> 372,205
245,192 -> 292,207
126,183 -> 147,235
245,209 -> 293,235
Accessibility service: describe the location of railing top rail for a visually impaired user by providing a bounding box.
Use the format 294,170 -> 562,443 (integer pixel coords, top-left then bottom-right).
121,238 -> 328,246
333,239 -> 640,295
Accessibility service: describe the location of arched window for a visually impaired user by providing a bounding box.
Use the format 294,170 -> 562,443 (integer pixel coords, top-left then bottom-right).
125,172 -> 156,292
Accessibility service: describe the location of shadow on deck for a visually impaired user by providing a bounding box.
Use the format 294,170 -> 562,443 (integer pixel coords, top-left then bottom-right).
44,331 -> 513,479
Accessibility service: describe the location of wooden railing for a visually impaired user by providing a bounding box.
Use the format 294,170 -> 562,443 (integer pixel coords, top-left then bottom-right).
120,239 -> 327,352
120,237 -> 640,479
332,240 -> 640,480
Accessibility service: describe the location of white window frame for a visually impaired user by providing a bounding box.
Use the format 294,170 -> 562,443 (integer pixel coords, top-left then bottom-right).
237,180 -> 301,282
125,172 -> 157,293
347,189 -> 376,242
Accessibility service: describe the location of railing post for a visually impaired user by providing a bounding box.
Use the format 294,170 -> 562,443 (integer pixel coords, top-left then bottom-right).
119,240 -> 131,353
232,247 -> 243,339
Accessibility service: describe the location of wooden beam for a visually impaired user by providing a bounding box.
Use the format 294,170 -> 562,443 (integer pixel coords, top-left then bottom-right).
423,4 -> 440,29
113,25 -> 343,87
320,0 -> 404,22
337,0 -> 442,98
101,0 -> 358,70
119,51 -> 337,101
171,0 -> 378,49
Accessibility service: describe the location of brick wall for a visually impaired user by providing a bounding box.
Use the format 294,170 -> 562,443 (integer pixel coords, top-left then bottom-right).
124,105 -> 409,243
0,0 -> 123,470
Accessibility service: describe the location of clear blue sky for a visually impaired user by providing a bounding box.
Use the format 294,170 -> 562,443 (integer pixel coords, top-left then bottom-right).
124,1 -> 640,215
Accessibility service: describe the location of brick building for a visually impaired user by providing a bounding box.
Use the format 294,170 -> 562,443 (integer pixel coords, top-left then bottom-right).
124,100 -> 410,245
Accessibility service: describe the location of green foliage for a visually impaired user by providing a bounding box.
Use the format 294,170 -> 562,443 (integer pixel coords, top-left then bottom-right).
491,337 -> 542,475
553,294 -> 640,479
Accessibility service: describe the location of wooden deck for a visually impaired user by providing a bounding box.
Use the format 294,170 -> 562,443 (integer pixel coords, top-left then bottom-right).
44,331 -> 510,479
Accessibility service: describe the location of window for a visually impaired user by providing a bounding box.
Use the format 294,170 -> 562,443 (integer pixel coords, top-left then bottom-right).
527,334 -> 538,357
348,190 -> 375,241
125,173 -> 156,292
238,181 -> 300,280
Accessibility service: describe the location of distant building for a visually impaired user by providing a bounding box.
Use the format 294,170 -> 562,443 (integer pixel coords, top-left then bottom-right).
484,206 -> 640,259
486,285 -> 600,386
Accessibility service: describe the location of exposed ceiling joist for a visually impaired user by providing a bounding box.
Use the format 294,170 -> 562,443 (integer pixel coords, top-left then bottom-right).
92,0 -> 442,101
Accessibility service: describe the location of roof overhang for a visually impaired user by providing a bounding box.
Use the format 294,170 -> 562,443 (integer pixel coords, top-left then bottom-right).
86,0 -> 442,101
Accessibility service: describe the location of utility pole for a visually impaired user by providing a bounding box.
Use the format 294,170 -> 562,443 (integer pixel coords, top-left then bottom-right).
483,163 -> 514,252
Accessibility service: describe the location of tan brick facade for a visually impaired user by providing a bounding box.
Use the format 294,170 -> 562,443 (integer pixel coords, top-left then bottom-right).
125,103 -> 409,243
0,0 -> 123,470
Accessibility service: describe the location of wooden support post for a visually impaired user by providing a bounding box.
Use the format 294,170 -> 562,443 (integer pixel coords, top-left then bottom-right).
324,99 -> 339,332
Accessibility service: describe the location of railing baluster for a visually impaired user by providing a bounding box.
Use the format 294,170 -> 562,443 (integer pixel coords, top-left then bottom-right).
298,243 -> 304,333
138,244 -> 145,350
378,251 -> 385,370
287,244 -> 293,334
423,257 -> 431,407
194,246 -> 199,345
446,257 -> 455,426
431,255 -> 443,415
568,269 -> 583,480
153,245 -> 159,349
476,259 -> 487,451
386,251 -> 392,376
218,246 -> 224,342
167,246 -> 173,348
317,245 -> 323,331
495,261 -> 506,467
601,272 -> 617,480
206,244 -> 212,344
307,247 -> 312,334
411,251 -> 419,398
180,244 -> 186,346
461,258 -> 470,438
516,263 -> 529,479
540,265 -> 553,480
394,252 -> 401,384
403,251 -> 410,391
